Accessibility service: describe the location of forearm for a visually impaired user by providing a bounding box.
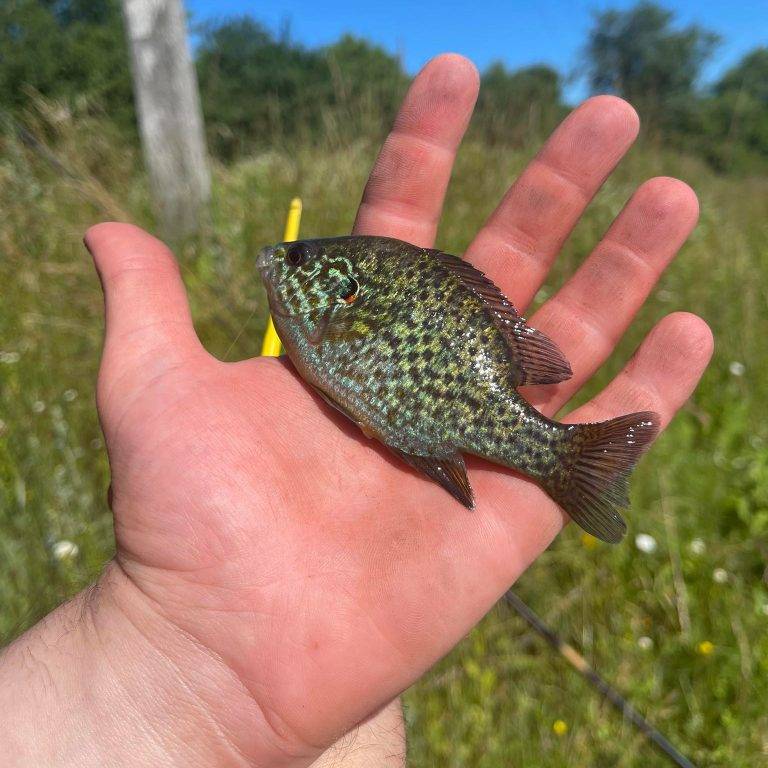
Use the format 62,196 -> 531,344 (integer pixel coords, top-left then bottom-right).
1,572 -> 170,765
0,563 -> 300,767
0,564 -> 407,768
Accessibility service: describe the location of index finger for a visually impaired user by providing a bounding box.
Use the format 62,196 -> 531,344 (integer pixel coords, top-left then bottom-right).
353,54 -> 479,246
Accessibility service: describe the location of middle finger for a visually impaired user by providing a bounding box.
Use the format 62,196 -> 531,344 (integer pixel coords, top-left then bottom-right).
464,95 -> 639,310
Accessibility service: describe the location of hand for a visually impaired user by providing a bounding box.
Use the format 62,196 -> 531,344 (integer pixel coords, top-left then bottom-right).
4,54 -> 712,767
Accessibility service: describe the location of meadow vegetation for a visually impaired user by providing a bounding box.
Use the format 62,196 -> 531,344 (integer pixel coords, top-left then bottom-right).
1,96 -> 767,765
2,1 -> 768,765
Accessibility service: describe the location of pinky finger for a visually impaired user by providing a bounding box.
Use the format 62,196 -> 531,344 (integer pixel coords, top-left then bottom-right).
566,311 -> 714,429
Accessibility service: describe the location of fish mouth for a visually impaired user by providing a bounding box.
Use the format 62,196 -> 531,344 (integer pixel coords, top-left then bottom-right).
256,245 -> 275,271
256,245 -> 277,292
256,246 -> 288,316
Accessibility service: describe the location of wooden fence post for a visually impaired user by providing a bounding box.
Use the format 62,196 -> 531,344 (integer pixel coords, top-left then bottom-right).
121,0 -> 211,239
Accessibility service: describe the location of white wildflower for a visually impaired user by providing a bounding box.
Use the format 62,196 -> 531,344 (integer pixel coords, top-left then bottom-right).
712,568 -> 729,584
32,400 -> 45,414
90,438 -> 102,450
52,540 -> 79,560
635,533 -> 658,554
0,351 -> 20,364
729,361 -> 745,377
62,389 -> 78,402
689,538 -> 706,555
657,289 -> 674,302
50,105 -> 72,123
637,636 -> 654,650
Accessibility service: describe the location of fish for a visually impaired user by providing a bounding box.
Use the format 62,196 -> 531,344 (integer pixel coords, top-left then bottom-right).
257,235 -> 659,543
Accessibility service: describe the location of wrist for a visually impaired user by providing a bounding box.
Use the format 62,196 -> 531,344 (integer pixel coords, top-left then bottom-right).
310,699 -> 406,768
0,561 -> 313,768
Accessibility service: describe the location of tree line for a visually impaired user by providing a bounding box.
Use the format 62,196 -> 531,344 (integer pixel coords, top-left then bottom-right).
1,0 -> 766,171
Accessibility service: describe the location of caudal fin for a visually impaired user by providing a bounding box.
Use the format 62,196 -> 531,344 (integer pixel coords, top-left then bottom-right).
548,412 -> 659,543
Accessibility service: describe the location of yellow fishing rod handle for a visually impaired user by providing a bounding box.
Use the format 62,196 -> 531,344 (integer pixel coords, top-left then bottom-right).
260,315 -> 283,357
283,197 -> 302,242
261,197 -> 302,357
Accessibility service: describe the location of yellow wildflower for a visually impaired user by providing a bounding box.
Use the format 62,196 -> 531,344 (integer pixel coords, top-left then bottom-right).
553,720 -> 568,736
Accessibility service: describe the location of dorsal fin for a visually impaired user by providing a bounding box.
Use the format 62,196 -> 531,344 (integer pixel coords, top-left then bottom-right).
431,250 -> 572,386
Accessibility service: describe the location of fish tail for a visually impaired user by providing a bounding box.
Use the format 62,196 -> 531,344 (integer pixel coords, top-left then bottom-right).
545,412 -> 659,543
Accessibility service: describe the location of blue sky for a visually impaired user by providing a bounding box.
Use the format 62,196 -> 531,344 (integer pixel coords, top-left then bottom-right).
185,0 -> 766,103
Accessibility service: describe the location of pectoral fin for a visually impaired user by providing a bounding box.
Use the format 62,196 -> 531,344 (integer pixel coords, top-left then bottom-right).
307,307 -> 336,346
310,383 -> 377,438
391,448 -> 474,509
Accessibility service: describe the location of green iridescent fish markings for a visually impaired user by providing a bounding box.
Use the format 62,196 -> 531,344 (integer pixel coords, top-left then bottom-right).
257,236 -> 658,543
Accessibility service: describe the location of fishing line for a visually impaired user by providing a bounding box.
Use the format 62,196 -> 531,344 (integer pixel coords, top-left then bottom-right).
223,304 -> 258,361
503,590 -> 698,768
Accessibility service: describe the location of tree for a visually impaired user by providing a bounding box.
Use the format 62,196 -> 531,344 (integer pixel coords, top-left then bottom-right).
705,48 -> 768,169
323,35 -> 407,124
476,63 -> 564,144
0,0 -> 135,130
196,17 -> 329,157
196,19 -> 407,157
716,47 -> 768,104
656,46 -> 768,172
585,2 -> 719,121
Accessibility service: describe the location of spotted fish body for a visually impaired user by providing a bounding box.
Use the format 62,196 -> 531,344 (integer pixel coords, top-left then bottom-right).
258,236 -> 658,542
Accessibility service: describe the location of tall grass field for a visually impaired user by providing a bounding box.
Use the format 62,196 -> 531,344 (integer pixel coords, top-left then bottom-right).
1,108 -> 767,766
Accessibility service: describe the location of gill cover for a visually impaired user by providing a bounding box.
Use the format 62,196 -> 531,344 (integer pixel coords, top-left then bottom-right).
261,239 -> 360,317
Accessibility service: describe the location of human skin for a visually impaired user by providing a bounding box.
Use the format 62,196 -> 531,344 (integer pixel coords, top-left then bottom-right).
0,54 -> 712,767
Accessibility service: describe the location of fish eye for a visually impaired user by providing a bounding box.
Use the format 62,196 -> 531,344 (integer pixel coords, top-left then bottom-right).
340,277 -> 360,305
285,244 -> 308,267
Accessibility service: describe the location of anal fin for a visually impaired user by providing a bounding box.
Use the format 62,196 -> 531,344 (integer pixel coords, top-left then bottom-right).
391,448 -> 474,509
309,377 -> 475,509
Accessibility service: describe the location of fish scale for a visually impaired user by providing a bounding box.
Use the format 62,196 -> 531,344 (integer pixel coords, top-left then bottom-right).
258,235 -> 659,543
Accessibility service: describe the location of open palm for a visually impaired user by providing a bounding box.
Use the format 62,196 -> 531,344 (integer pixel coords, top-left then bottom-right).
86,55 -> 712,765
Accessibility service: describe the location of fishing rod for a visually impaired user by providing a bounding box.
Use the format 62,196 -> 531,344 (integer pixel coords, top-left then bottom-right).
260,197 -> 301,355
503,590 -> 697,768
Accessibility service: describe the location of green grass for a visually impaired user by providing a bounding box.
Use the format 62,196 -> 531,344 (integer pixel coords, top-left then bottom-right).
1,109 -> 768,766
